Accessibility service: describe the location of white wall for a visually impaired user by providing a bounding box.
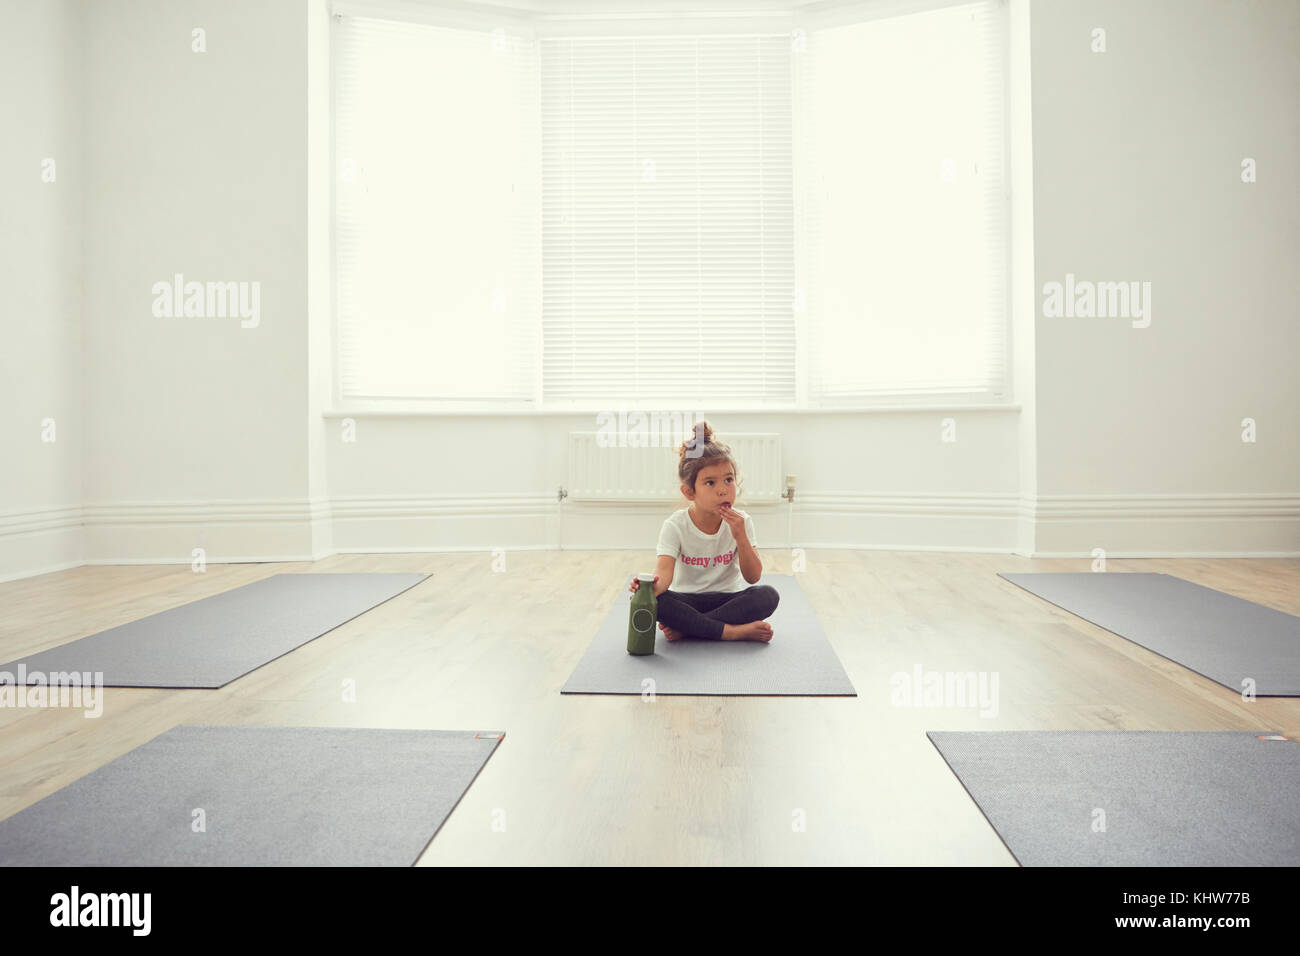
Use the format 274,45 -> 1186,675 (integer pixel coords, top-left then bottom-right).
307,0 -> 334,556
324,410 -> 1023,554
1010,0 -> 1038,556
81,0 -> 315,562
3,0 -> 1295,583
1029,0 -> 1300,555
0,0 -> 85,582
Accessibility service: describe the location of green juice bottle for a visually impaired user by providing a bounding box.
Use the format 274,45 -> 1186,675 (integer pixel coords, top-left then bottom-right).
627,573 -> 657,655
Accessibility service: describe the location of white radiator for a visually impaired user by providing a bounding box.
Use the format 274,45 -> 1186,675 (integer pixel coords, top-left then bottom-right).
567,432 -> 783,503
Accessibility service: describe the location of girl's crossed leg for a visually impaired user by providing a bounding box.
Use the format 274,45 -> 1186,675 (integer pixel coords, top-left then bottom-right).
655,585 -> 780,643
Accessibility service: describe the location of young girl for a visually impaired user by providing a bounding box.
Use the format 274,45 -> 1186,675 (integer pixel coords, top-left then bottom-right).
628,421 -> 779,642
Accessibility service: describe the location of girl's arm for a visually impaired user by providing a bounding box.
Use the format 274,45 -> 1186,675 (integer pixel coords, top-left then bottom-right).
736,533 -> 762,584
722,510 -> 762,584
653,554 -> 675,595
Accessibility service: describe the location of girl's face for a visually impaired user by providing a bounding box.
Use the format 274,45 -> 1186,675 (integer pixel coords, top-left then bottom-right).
683,461 -> 736,515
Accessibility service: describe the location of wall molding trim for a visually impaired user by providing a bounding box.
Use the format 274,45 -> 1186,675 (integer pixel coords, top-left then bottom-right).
79,497 -> 330,566
1025,492 -> 1300,557
2,492 -> 1296,582
80,498 -> 328,525
330,494 -> 555,519
0,505 -> 83,536
0,505 -> 85,584
1031,492 -> 1300,520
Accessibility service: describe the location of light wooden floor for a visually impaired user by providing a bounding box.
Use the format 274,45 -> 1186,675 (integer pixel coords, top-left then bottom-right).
1,550 -> 1296,865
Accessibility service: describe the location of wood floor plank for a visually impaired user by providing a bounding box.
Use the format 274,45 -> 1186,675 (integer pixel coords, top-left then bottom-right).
0,551 -> 1295,865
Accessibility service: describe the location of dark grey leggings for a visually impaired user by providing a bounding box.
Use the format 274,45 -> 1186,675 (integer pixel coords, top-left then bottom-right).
655,584 -> 780,640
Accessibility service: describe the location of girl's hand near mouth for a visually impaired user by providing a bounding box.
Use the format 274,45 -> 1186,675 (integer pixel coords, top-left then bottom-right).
719,503 -> 746,540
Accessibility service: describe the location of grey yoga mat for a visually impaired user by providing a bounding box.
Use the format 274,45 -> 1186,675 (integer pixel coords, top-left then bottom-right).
0,573 -> 428,689
561,574 -> 855,696
999,572 -> 1300,696
0,725 -> 504,866
927,730 -> 1300,866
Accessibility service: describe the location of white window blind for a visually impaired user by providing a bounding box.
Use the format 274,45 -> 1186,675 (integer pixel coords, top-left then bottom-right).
332,1 -> 1009,409
540,34 -> 796,406
334,14 -> 540,402
796,0 -> 1008,403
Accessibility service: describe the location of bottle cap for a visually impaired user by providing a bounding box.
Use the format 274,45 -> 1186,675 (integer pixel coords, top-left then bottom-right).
637,573 -> 655,583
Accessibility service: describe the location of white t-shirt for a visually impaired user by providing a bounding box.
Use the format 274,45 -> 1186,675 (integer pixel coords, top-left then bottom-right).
656,507 -> 757,594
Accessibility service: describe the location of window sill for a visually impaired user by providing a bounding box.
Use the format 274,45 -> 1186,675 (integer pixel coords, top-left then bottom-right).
323,403 -> 1022,418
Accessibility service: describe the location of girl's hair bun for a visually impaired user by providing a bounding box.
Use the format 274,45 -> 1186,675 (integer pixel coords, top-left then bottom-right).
679,419 -> 714,458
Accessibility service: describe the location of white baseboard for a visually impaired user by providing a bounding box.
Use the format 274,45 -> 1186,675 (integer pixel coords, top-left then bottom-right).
81,498 -> 331,566
1026,551 -> 1300,559
2,492 -> 1296,583
330,492 -> 1025,552
332,544 -> 557,554
80,555 -> 325,566
791,493 -> 1020,554
1028,493 -> 1300,557
0,506 -> 84,584
330,494 -> 557,552
271,490 -> 1300,558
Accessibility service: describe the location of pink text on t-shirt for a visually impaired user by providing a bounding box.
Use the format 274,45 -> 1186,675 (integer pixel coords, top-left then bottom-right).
679,548 -> 738,568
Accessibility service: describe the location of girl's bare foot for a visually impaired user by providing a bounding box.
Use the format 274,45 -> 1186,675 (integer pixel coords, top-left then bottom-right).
721,621 -> 774,643
659,623 -> 683,642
